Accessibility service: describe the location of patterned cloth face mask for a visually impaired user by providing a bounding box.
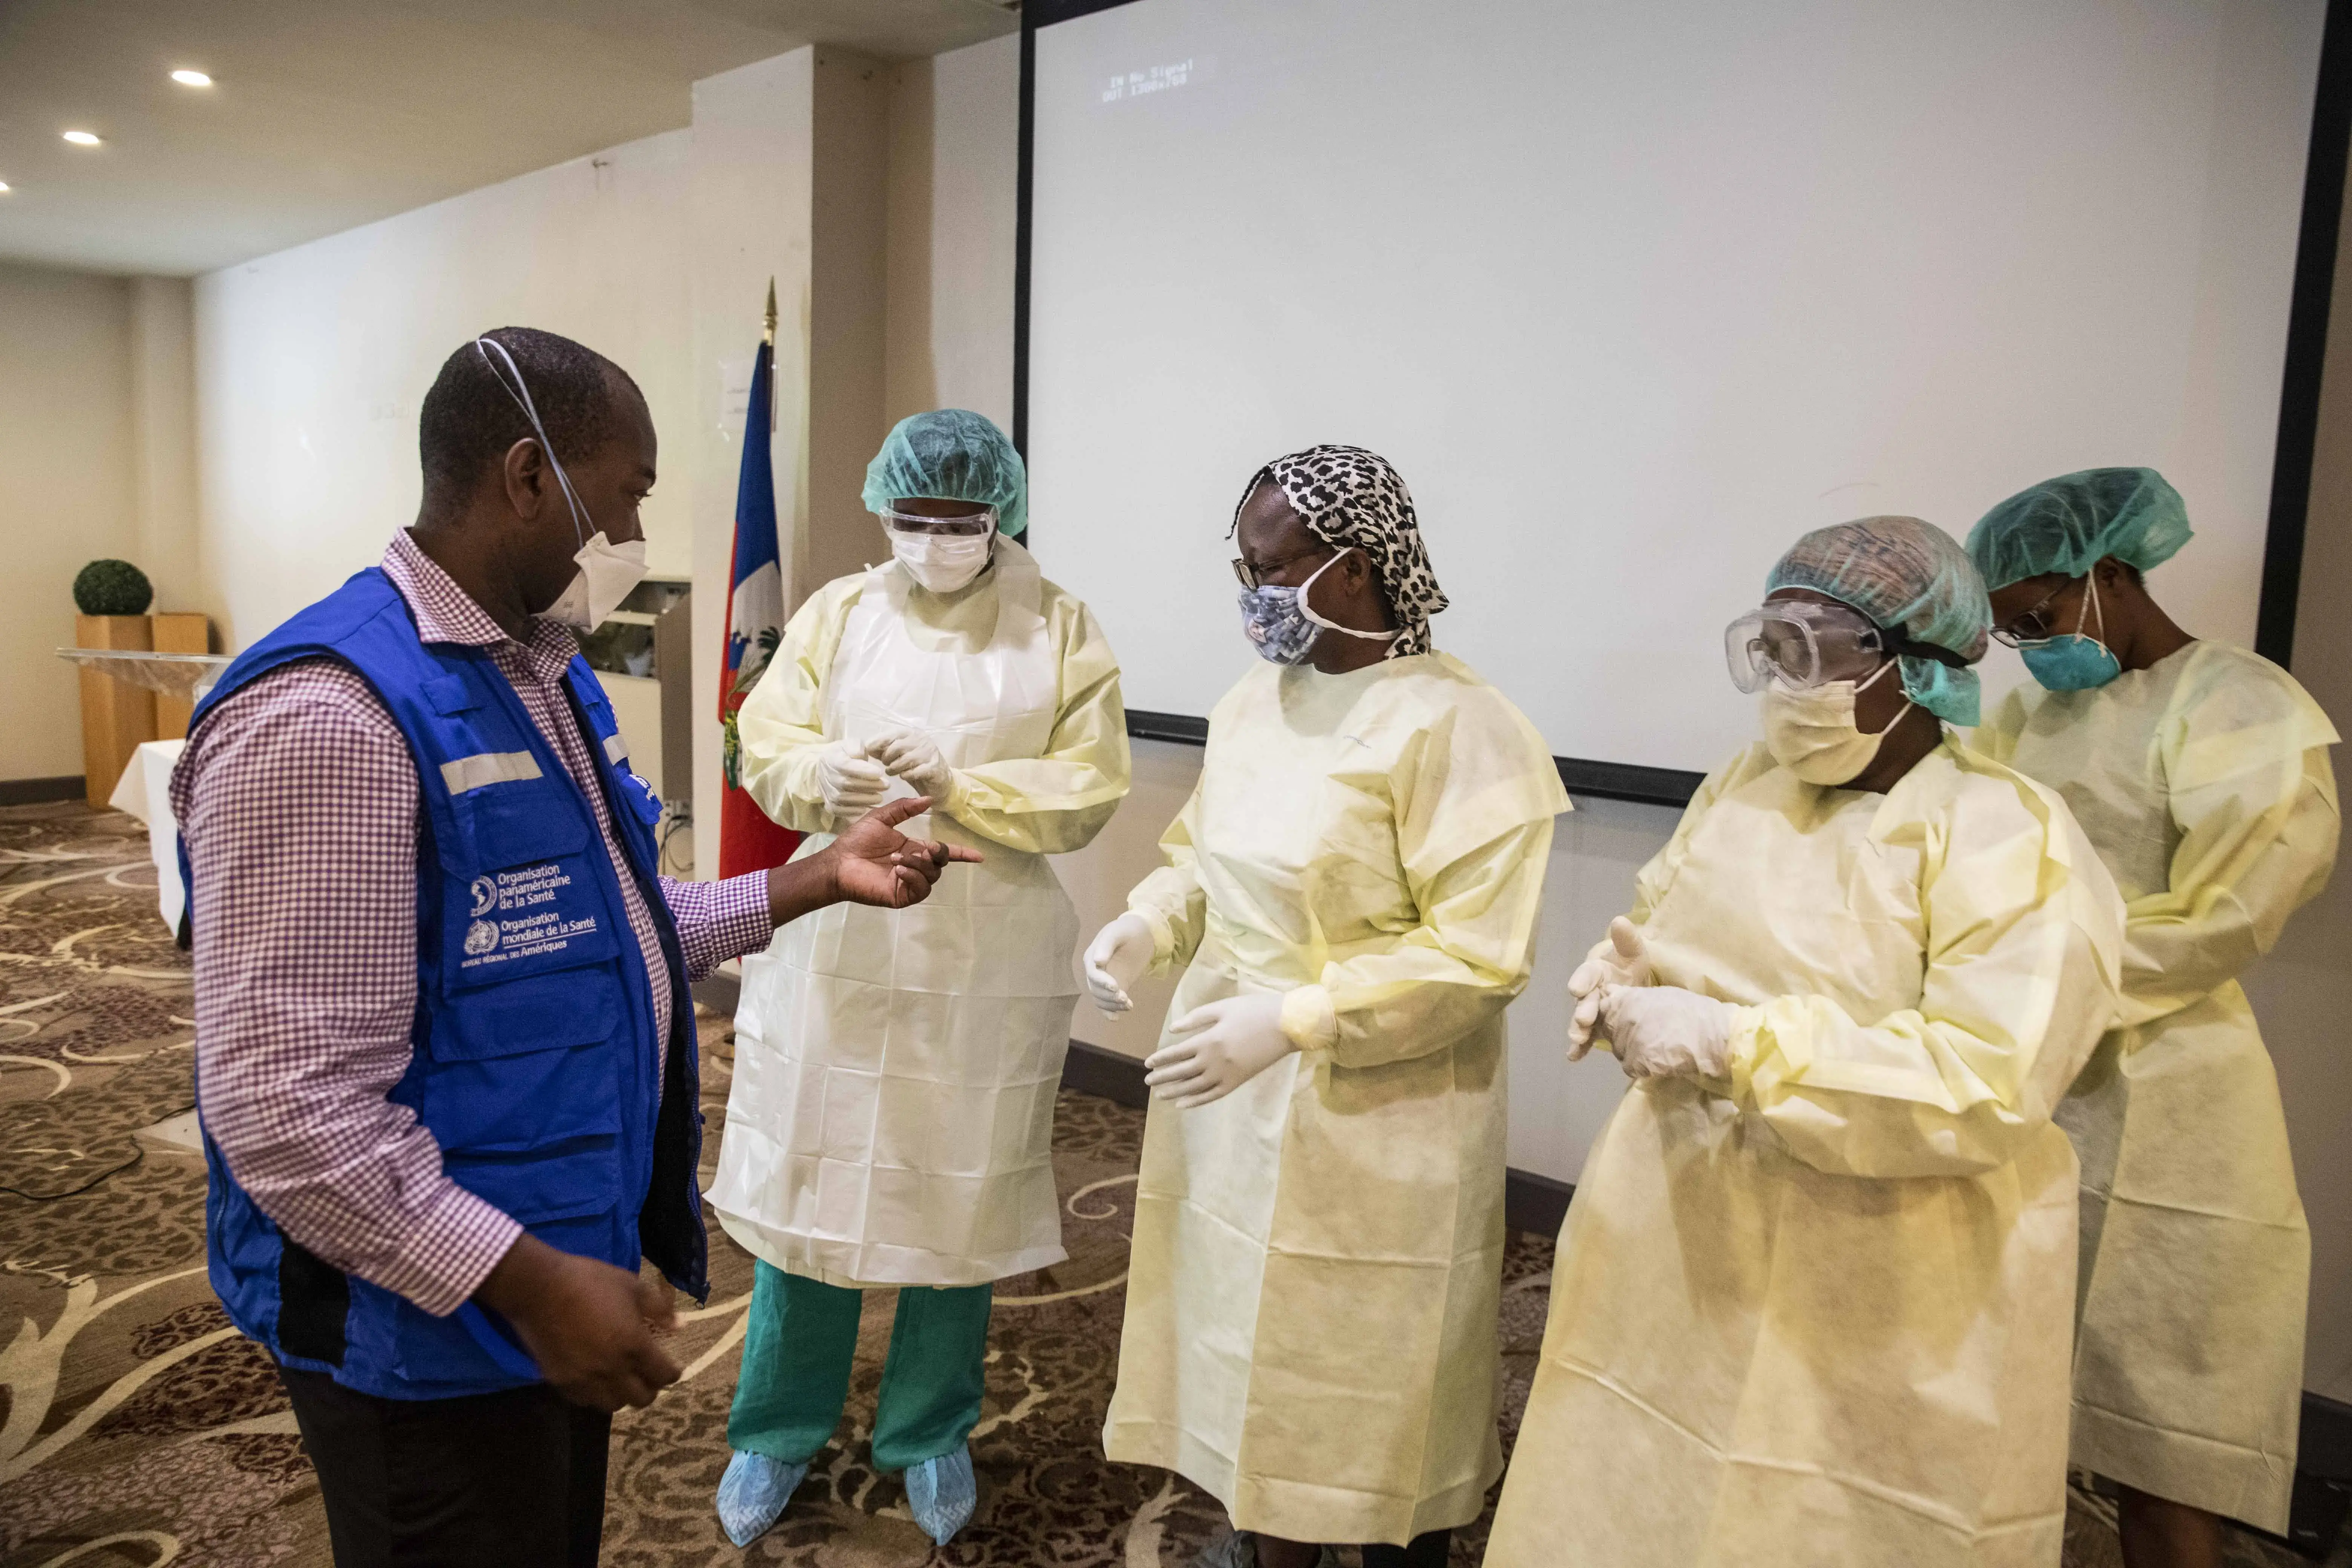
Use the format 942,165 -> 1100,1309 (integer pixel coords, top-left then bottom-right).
1237,548 -> 1401,665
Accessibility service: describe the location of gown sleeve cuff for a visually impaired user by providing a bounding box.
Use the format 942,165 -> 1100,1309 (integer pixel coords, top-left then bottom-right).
1280,984 -> 1339,1051
1134,903 -> 1179,968
1718,1004 -> 1765,1097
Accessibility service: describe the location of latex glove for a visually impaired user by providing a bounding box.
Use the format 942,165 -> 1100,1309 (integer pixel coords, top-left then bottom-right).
1596,983 -> 1734,1082
817,740 -> 889,818
866,727 -> 956,803
1083,913 -> 1155,1015
1566,917 -> 1651,1061
1145,994 -> 1297,1109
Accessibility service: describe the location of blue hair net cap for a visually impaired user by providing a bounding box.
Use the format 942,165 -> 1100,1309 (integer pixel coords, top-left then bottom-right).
1964,466 -> 2190,591
861,409 -> 1027,537
1766,514 -> 1993,727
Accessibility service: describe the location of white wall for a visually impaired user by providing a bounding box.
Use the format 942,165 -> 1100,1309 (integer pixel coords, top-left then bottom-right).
885,34 -> 1019,431
0,263 -> 137,781
193,127 -> 697,656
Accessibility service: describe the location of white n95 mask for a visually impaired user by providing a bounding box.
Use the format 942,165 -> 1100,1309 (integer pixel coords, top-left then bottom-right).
1759,659 -> 1908,785
893,531 -> 994,594
544,531 -> 650,630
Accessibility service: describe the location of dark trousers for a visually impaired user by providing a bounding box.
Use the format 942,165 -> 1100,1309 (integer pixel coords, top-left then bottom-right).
1361,1528 -> 1452,1567
278,1363 -> 611,1568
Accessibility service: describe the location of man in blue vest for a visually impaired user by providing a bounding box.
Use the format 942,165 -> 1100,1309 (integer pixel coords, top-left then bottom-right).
172,326 -> 980,1567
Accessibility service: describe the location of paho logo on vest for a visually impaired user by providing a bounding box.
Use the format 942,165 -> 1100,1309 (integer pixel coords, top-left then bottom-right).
470,875 -> 498,917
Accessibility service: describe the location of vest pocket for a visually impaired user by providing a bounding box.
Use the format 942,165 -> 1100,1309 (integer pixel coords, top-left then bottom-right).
423,971 -> 627,1156
442,1137 -> 623,1225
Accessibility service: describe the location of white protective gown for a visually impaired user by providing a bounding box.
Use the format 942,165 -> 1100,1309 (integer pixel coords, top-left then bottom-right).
1486,738 -> 2124,1568
1976,642 -> 2340,1530
709,538 -> 1130,1286
1101,651 -> 1567,1547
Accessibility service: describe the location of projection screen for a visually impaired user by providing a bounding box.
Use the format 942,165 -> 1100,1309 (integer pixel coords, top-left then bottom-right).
1023,0 -> 2329,794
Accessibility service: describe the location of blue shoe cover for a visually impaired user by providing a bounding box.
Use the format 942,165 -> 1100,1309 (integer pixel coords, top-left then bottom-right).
716,1449 -> 807,1547
905,1444 -> 977,1545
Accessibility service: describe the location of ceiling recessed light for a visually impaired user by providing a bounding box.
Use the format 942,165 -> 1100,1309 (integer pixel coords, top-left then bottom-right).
170,69 -> 213,87
0,182 -> 11,194
62,130 -> 102,146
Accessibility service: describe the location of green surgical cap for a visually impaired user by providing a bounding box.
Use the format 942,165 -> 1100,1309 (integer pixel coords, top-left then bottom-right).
1965,466 -> 2190,591
1766,514 -> 1992,727
861,409 -> 1027,536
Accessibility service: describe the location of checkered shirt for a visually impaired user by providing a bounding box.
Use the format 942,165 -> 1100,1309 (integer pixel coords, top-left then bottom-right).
172,531 -> 773,1317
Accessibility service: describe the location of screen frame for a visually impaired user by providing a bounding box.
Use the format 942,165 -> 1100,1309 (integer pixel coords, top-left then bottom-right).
1017,0 -> 2352,805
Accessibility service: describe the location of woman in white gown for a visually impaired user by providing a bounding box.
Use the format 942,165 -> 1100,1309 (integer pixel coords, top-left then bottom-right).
707,410 -> 1130,1548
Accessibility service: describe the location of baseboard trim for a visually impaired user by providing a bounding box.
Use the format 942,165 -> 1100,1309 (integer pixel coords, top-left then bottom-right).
1062,1037 -> 1150,1110
0,775 -> 87,806
1061,1038 -> 1577,1236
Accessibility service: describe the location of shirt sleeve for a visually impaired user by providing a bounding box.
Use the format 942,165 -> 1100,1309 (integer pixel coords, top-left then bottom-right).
1721,758 -> 2125,1179
181,665 -> 519,1316
735,580 -> 859,834
1276,696 -> 1568,1069
2119,665 -> 2341,1026
658,872 -> 776,978
939,597 -> 1132,854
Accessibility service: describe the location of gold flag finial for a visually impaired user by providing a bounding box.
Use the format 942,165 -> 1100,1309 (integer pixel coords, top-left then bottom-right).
763,277 -> 777,347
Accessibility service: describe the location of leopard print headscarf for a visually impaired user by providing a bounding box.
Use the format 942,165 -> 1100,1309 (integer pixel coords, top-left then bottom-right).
1232,444 -> 1448,658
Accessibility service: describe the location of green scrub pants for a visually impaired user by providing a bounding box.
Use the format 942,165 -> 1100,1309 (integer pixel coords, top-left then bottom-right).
726,1262 -> 993,1472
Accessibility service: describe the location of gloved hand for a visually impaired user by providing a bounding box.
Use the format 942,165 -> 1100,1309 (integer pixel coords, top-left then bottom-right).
1596,983 -> 1734,1082
1144,994 -> 1297,1109
1082,913 -> 1155,1015
1567,917 -> 1651,1061
817,740 -> 889,819
866,727 -> 956,804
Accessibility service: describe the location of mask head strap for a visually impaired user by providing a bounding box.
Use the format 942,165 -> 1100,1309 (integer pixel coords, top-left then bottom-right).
1873,622 -> 1972,671
475,335 -> 590,546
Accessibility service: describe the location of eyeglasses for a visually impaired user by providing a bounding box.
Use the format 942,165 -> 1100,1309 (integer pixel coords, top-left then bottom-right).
1231,547 -> 1332,591
1989,578 -> 2076,648
878,505 -> 997,537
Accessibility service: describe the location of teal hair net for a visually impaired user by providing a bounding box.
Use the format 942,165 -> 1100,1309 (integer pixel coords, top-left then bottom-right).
1765,514 -> 1993,726
1964,466 -> 2190,591
861,409 -> 1027,537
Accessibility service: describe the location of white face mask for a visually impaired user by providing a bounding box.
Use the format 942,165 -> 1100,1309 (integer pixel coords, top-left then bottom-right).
1760,658 -> 1909,785
544,531 -> 650,629
893,530 -> 994,594
475,335 -> 651,631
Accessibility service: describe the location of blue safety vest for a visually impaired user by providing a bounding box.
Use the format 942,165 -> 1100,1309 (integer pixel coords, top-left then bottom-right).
183,566 -> 707,1400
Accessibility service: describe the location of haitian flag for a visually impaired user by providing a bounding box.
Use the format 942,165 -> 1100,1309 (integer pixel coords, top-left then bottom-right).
717,330 -> 802,877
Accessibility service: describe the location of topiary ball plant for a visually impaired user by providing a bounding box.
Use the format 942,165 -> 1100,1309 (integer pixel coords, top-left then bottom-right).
74,559 -> 153,617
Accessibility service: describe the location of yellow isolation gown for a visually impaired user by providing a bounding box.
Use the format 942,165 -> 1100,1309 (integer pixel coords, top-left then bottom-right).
1486,737 -> 2124,1568
1975,641 -> 2340,1530
708,537 -> 1130,1287
1100,650 -> 1568,1547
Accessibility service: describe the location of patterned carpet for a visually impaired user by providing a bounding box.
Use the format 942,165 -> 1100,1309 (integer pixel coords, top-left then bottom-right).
0,800 -> 2342,1568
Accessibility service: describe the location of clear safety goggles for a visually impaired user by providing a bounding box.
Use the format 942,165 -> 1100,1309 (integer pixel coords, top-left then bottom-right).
877,504 -> 997,537
1724,599 -> 1897,693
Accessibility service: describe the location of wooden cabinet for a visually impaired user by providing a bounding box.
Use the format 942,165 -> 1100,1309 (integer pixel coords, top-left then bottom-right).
75,615 -> 156,805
